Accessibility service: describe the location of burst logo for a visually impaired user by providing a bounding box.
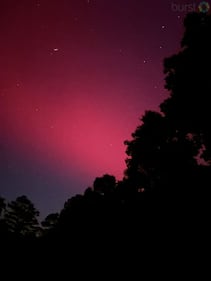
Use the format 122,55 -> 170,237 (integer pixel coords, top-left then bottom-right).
171,1 -> 210,13
198,1 -> 210,13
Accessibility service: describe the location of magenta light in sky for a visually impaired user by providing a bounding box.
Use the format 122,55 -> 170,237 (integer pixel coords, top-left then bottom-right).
0,0 -> 184,216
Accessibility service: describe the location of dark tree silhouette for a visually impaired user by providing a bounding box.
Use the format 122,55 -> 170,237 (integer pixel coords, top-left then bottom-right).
41,213 -> 59,237
0,197 -> 6,218
161,12 -> 211,162
41,213 -> 59,229
93,174 -> 116,195
124,12 -> 211,196
124,110 -> 199,194
4,195 -> 40,238
0,197 -> 7,237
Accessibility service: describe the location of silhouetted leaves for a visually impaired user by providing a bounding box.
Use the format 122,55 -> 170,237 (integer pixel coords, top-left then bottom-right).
93,174 -> 116,195
41,213 -> 59,229
4,195 -> 40,238
161,12 -> 211,162
0,197 -> 6,217
125,12 -> 211,196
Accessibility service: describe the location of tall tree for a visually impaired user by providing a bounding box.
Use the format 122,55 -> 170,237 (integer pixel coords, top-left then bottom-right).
0,197 -> 6,218
5,195 -> 40,237
160,12 -> 211,162
124,12 -> 211,193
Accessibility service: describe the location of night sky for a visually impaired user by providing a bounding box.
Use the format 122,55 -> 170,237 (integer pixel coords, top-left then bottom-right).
1,0 -> 202,217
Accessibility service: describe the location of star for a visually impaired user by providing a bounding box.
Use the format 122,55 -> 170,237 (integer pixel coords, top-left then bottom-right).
161,25 -> 165,29
50,48 -> 59,55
